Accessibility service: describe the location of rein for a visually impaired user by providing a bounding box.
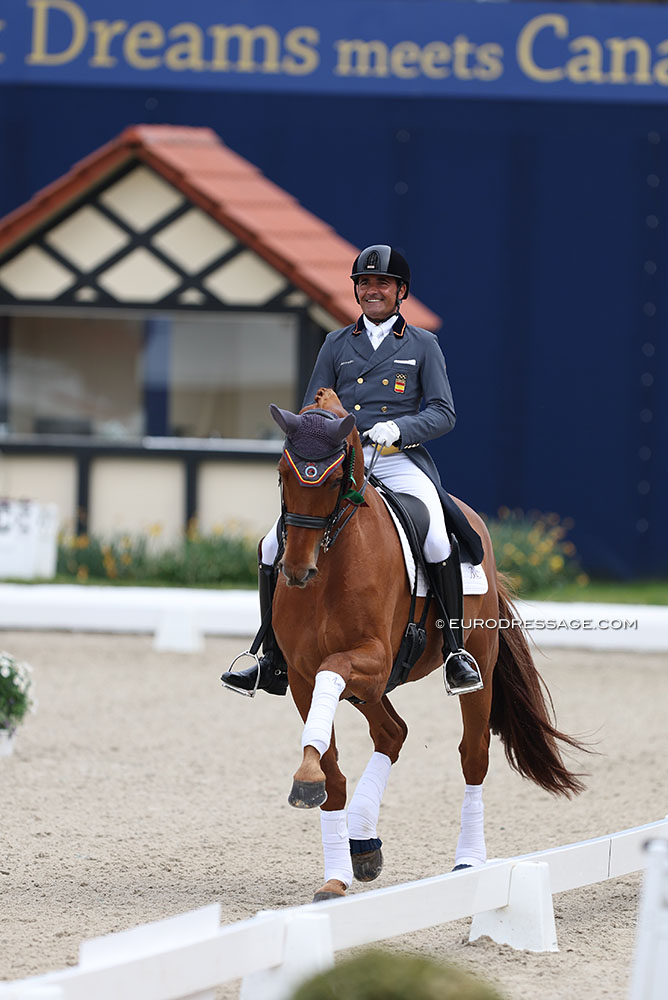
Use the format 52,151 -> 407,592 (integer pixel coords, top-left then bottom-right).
281,440 -> 381,553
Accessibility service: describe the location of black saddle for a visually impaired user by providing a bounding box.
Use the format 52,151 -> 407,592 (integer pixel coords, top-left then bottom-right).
372,480 -> 429,565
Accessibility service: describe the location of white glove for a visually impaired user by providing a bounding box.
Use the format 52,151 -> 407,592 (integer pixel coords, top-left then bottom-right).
366,420 -> 400,448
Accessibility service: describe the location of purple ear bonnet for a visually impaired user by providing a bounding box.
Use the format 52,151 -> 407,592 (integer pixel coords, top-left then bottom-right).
270,405 -> 354,459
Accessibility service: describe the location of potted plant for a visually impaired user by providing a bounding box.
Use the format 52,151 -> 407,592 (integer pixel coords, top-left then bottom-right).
0,651 -> 35,756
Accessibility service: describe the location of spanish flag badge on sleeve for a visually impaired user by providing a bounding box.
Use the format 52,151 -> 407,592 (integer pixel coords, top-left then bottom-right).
394,372 -> 407,394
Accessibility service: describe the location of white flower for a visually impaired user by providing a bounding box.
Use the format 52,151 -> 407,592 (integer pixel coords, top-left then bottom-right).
0,665 -> 9,678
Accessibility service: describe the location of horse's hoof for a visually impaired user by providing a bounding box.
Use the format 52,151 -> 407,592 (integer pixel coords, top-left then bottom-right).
313,879 -> 346,902
452,863 -> 473,871
288,779 -> 327,809
352,848 -> 383,882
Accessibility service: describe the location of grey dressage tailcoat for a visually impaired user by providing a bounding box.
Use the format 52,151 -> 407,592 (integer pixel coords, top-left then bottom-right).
302,313 -> 484,565
302,312 -> 455,483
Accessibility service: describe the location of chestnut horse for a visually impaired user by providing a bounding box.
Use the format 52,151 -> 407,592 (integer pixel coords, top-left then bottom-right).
272,388 -> 584,901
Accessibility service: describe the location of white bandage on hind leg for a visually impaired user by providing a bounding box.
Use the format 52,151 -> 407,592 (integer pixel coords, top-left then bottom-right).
454,783 -> 487,867
301,670 -> 346,757
320,809 -> 353,887
348,752 -> 392,840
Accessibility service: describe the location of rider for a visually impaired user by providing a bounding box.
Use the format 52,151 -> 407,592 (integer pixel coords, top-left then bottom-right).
221,245 -> 482,697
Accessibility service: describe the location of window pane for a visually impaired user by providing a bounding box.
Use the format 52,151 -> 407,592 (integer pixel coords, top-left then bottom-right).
169,313 -> 297,439
8,315 -> 143,437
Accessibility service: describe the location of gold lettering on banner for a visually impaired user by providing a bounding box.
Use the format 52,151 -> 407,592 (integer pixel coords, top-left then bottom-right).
89,20 -> 128,68
282,26 -> 320,75
516,13 -> 567,82
453,34 -> 475,80
208,23 -> 280,73
474,43 -> 503,81
421,41 -> 451,79
165,22 -> 205,71
391,41 -> 421,78
653,40 -> 668,85
335,39 -> 389,77
335,35 -> 503,81
606,36 -> 652,84
566,36 -> 604,84
27,0 -> 87,66
123,20 -> 165,70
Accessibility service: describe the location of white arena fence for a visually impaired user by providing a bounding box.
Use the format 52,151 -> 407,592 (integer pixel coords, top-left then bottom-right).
1,584 -> 668,653
1,818 -> 666,1000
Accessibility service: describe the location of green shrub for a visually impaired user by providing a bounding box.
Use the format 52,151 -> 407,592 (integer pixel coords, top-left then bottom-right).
290,950 -> 504,1000
486,507 -> 586,596
57,524 -> 257,586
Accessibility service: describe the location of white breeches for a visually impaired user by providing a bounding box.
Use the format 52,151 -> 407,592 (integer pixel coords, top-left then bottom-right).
363,446 -> 451,563
261,450 -> 451,566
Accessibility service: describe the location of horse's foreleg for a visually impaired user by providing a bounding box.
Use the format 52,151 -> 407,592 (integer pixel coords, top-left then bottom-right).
314,727 -> 353,901
289,669 -> 346,809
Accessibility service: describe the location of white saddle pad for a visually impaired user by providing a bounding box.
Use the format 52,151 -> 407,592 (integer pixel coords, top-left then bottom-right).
379,493 -> 488,597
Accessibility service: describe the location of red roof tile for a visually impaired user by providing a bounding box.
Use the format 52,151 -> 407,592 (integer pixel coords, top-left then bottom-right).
0,124 -> 441,330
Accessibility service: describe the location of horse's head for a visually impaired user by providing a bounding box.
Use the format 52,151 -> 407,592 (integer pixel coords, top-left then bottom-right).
270,398 -> 362,587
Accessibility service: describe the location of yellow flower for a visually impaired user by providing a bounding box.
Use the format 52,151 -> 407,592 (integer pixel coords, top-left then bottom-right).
513,551 -> 526,564
148,523 -> 163,538
563,542 -> 576,556
121,553 -> 132,566
503,543 -> 516,556
76,535 -> 89,549
76,565 -> 89,582
576,573 -> 589,586
549,555 -> 565,572
529,553 -> 540,566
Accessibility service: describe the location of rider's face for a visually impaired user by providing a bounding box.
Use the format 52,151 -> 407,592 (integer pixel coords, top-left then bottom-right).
357,275 -> 405,323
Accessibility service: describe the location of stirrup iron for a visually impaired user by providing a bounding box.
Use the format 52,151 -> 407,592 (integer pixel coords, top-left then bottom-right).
221,651 -> 262,698
443,650 -> 484,697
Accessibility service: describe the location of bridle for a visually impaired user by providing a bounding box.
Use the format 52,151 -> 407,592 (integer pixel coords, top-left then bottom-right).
280,431 -> 381,554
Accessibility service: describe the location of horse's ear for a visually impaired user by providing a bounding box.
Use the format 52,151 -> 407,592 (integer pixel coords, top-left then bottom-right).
269,403 -> 299,437
335,413 -> 356,441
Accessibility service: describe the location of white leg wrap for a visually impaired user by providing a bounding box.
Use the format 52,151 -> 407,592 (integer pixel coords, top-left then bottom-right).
320,809 -> 353,887
301,671 -> 346,757
455,783 -> 487,867
348,752 -> 392,840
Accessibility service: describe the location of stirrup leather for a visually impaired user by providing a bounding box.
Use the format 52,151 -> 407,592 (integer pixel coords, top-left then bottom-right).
221,650 -> 262,698
443,649 -> 484,697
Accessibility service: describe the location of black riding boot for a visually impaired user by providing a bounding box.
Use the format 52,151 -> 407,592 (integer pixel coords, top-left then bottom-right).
427,538 -> 483,696
220,563 -> 288,696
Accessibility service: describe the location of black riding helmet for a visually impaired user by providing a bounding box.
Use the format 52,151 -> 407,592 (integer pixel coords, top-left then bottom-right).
350,245 -> 410,305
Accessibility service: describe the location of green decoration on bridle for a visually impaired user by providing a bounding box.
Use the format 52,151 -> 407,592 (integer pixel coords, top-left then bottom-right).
342,447 -> 366,505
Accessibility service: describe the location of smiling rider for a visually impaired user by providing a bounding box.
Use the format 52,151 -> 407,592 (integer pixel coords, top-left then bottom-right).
221,244 -> 482,698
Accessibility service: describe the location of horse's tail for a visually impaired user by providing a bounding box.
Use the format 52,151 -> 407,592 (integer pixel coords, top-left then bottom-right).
489,575 -> 587,797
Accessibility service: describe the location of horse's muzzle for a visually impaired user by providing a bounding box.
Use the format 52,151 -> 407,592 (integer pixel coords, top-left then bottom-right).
280,562 -> 318,588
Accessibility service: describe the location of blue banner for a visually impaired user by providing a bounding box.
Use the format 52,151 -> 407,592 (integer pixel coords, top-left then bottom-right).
2,0 -> 668,103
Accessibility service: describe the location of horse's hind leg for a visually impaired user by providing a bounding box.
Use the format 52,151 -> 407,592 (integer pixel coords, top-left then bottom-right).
454,621 -> 496,869
349,696 -> 408,882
